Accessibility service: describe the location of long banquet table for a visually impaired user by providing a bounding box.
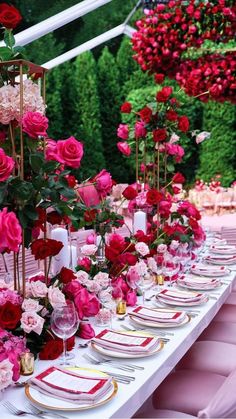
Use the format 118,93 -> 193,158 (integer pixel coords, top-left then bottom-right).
2,270 -> 236,419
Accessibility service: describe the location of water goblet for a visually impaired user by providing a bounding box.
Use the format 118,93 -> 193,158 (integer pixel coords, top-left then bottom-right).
162,254 -> 180,287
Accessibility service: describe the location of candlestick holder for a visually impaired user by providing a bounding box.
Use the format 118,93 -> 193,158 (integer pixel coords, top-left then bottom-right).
20,352 -> 34,376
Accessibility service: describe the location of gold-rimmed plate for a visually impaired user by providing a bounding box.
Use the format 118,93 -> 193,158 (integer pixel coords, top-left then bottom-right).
91,335 -> 164,359
25,367 -> 118,411
129,308 -> 191,328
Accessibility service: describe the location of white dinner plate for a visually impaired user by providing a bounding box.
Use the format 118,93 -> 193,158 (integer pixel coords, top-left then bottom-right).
204,255 -> 236,265
156,295 -> 208,307
25,367 -> 117,411
91,338 -> 164,359
177,279 -> 222,291
191,265 -> 230,277
129,311 -> 190,328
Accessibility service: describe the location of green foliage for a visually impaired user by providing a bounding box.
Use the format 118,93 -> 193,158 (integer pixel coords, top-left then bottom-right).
46,66 -> 64,138
197,101 -> 236,186
97,47 -> 131,182
24,33 -> 65,65
74,51 -> 105,179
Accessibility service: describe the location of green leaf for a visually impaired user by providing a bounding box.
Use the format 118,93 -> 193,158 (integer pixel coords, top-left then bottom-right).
0,183 -> 7,204
18,210 -> 28,228
60,188 -> 76,199
30,153 -> 44,173
0,46 -> 12,61
4,30 -> 15,48
24,206 -> 38,221
42,160 -> 59,173
166,163 -> 175,172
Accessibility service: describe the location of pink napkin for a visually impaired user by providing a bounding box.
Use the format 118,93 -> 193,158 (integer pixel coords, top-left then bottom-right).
130,306 -> 186,324
158,289 -> 203,303
30,366 -> 112,404
92,329 -> 161,354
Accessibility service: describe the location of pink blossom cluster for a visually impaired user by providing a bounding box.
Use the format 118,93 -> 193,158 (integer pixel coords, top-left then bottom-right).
0,329 -> 28,389
0,79 -> 45,125
0,288 -> 22,306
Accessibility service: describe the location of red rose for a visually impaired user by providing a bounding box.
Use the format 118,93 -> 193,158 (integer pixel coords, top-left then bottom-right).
31,238 -> 63,260
59,267 -> 76,284
154,73 -> 165,84
66,175 -> 77,188
119,252 -> 138,266
178,115 -> 190,132
146,189 -> 163,205
153,128 -> 167,143
120,102 -> 132,113
47,211 -> 63,225
0,3 -> 22,29
172,172 -> 185,184
138,106 -> 153,123
166,110 -> 178,121
84,209 -> 97,223
122,186 -> 138,200
0,301 -> 22,329
156,86 -> 173,103
39,340 -> 63,360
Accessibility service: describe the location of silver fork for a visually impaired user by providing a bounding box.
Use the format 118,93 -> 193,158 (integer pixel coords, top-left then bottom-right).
3,401 -> 35,417
91,353 -> 145,370
124,323 -> 175,336
120,324 -> 170,341
82,352 -> 135,372
26,403 -> 68,419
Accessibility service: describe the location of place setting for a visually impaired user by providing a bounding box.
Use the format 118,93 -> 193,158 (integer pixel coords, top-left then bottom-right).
176,274 -> 222,291
190,263 -> 231,277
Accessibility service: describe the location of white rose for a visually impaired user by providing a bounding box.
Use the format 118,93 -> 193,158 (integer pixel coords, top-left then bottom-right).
48,286 -> 66,308
81,244 -> 98,256
30,281 -> 48,298
157,244 -> 167,253
22,298 -> 42,312
76,270 -> 89,284
147,257 -> 158,274
135,242 -> 150,257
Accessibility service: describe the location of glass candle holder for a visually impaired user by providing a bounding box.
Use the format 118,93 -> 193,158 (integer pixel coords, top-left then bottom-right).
20,352 -> 34,376
116,300 -> 127,315
156,274 -> 164,285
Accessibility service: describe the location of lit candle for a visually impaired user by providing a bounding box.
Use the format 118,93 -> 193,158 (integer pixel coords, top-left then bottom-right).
69,245 -> 77,271
20,353 -> 34,376
51,227 -> 69,274
133,210 -> 147,234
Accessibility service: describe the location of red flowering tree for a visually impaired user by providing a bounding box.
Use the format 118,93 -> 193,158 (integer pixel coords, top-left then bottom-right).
132,0 -> 236,103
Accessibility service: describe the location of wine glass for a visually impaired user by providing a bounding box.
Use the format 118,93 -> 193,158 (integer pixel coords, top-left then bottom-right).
50,302 -> 78,366
162,253 -> 180,287
138,272 -> 154,305
98,287 -> 116,329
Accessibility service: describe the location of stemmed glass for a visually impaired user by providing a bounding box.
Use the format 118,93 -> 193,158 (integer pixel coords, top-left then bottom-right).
162,253 -> 180,287
50,301 -> 79,366
97,287 -> 116,328
138,273 -> 155,305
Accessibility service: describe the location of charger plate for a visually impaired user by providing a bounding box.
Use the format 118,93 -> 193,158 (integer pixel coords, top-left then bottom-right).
25,367 -> 117,411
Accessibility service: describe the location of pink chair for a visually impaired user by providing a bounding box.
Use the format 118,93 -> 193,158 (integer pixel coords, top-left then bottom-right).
198,321 -> 236,345
135,369 -> 236,418
177,341 -> 236,376
213,304 -> 236,322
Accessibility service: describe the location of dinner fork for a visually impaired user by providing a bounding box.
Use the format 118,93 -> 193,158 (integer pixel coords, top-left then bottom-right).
91,353 -> 145,370
3,401 -> 36,417
82,353 -> 135,372
26,403 -> 68,419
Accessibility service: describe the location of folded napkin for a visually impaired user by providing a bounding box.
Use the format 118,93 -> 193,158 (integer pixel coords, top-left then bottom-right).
191,264 -> 227,276
157,288 -> 203,303
204,254 -> 236,265
210,245 -> 236,255
178,275 -> 220,289
30,366 -> 112,404
92,329 -> 160,354
130,305 -> 186,324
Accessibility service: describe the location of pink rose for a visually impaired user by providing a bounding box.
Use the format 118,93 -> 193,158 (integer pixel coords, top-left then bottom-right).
8,351 -> 21,381
157,244 -> 167,253
135,242 -> 150,257
22,298 -> 42,312
117,124 -> 129,140
47,137 -> 84,169
127,266 -> 140,288
74,288 -> 100,319
0,359 -> 13,390
86,233 -> 96,244
81,244 -> 97,256
126,290 -> 137,306
117,142 -> 131,156
78,182 -> 100,206
76,270 -> 90,284
77,322 -> 95,339
135,121 -> 147,138
20,311 -> 44,335
93,169 -> 112,198
196,131 -> 211,144
0,208 -> 22,253
64,280 -> 83,298
22,111 -> 48,139
30,280 -> 48,298
48,286 -> 66,308
78,257 -> 92,272
0,148 -> 14,181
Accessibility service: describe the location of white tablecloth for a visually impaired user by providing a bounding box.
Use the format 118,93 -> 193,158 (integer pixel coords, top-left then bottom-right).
2,271 -> 236,419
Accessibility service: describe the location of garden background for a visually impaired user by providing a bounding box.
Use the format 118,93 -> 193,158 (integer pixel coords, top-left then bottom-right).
12,0 -> 236,185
